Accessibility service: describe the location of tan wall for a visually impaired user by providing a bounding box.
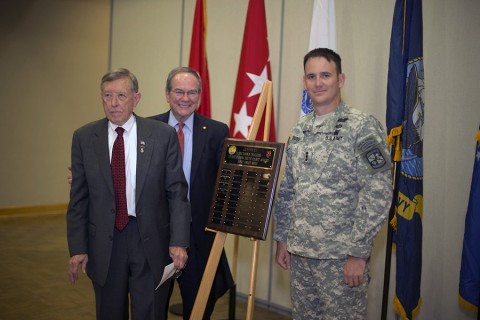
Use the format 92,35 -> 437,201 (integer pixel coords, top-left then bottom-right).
2,0 -> 480,319
0,0 -> 110,207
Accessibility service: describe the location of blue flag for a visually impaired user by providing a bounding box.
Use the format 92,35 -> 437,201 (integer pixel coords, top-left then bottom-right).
386,0 -> 424,319
459,128 -> 480,313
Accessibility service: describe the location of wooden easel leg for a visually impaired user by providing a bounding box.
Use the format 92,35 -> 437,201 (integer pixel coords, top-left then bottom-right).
246,240 -> 260,320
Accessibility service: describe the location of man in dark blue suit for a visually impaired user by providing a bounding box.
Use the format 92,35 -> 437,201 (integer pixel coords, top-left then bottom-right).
150,67 -> 234,319
67,68 -> 190,320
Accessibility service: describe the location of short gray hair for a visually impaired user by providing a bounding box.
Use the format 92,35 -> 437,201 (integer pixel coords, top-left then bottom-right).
165,67 -> 202,93
101,68 -> 139,93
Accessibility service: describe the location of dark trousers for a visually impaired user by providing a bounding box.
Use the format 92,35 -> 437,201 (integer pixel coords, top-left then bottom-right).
166,229 -> 217,320
93,218 -> 170,320
181,227 -> 217,320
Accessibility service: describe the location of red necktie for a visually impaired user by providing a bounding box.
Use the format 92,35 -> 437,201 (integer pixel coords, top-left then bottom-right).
112,127 -> 128,231
177,122 -> 185,157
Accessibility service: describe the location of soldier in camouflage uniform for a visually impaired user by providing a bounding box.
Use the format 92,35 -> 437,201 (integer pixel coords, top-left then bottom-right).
273,48 -> 392,319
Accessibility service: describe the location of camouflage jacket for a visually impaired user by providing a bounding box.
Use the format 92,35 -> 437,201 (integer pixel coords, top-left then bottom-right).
273,102 -> 393,259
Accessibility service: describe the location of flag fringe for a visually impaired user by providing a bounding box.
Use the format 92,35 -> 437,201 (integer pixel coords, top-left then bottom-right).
387,125 -> 403,161
390,213 -> 397,231
475,129 -> 480,142
458,294 -> 479,313
393,295 -> 422,320
386,125 -> 402,145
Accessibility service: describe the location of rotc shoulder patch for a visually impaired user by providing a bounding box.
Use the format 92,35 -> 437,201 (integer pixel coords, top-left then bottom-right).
355,134 -> 391,173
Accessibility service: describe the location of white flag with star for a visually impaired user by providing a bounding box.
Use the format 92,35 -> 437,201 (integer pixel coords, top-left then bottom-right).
301,0 -> 336,116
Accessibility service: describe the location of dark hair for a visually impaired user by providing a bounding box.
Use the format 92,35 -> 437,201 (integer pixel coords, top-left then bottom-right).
101,68 -> 139,93
303,48 -> 342,74
165,67 -> 202,92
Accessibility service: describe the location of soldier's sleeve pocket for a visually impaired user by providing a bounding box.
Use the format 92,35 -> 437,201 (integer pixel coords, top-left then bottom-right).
355,134 -> 391,174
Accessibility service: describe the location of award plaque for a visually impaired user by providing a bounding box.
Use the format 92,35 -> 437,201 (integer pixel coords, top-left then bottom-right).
207,138 -> 284,240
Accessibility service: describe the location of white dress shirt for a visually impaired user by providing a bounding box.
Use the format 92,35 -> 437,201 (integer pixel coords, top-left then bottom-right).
108,115 -> 137,217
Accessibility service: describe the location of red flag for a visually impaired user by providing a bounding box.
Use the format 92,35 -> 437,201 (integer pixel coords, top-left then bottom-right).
229,0 -> 276,141
189,0 -> 211,118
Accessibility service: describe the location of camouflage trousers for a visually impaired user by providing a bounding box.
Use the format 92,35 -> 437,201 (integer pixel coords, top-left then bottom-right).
290,255 -> 369,320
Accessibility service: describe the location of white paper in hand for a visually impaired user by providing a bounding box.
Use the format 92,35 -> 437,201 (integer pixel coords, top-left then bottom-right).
155,262 -> 177,290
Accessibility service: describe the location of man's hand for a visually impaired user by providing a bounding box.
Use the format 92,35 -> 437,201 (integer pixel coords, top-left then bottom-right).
275,241 -> 291,270
343,255 -> 366,287
169,246 -> 188,270
68,254 -> 88,284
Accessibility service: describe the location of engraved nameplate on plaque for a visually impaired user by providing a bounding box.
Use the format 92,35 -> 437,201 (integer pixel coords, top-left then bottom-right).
207,138 -> 284,240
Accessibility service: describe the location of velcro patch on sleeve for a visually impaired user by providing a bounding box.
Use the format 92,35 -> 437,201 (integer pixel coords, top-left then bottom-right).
355,135 -> 391,173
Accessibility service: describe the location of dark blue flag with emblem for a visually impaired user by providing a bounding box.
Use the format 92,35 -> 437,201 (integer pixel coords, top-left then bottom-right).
459,127 -> 480,314
386,0 -> 424,319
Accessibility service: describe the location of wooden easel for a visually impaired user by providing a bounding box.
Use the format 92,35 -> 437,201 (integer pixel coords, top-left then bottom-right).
190,80 -> 273,320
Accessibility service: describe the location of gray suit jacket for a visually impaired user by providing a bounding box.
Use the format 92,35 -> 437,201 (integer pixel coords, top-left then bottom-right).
67,115 -> 190,286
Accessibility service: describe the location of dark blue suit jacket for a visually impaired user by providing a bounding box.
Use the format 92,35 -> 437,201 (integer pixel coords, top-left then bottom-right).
149,111 -> 234,299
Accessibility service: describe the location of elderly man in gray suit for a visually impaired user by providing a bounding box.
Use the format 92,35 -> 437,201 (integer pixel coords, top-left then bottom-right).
67,68 -> 190,320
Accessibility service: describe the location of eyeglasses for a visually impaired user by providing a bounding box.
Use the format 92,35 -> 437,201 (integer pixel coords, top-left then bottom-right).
171,89 -> 200,98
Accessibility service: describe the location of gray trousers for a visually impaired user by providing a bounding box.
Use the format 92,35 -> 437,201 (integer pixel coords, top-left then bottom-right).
92,218 -> 170,320
290,255 -> 369,320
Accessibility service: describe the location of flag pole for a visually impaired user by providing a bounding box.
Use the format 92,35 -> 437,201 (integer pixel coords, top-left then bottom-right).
477,290 -> 479,320
381,134 -> 401,320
